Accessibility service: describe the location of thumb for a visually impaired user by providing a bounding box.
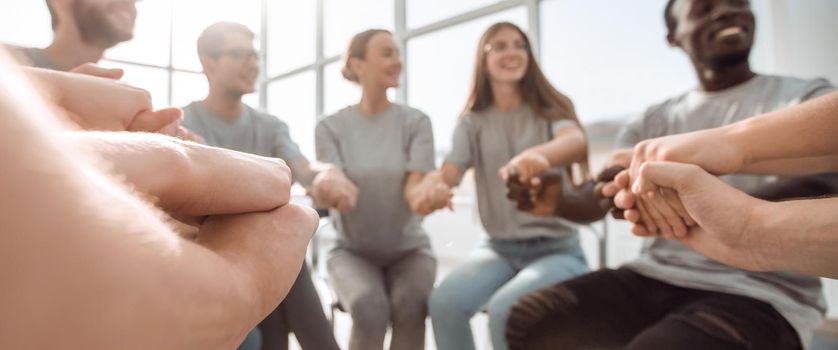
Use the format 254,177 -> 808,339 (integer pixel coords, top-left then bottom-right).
634,161 -> 701,194
128,107 -> 183,134
71,63 -> 125,80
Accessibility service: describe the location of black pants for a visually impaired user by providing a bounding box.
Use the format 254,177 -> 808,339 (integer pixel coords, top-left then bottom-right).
258,263 -> 339,350
506,268 -> 802,350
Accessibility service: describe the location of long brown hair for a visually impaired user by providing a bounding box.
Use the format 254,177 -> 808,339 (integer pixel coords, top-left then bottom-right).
463,22 -> 578,124
464,22 -> 589,179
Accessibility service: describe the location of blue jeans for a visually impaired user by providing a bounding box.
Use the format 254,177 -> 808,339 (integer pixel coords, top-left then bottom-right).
429,235 -> 589,350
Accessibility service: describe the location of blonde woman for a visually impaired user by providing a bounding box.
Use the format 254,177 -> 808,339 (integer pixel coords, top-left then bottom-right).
314,29 -> 447,350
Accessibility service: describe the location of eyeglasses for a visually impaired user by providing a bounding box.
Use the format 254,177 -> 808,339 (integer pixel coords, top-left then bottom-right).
484,40 -> 529,54
217,49 -> 260,61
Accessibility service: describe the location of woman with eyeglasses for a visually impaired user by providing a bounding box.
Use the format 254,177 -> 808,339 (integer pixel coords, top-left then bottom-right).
420,22 -> 592,350
313,29 -> 448,350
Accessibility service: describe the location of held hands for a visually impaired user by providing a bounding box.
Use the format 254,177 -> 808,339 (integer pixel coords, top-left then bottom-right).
499,152 -> 551,184
506,165 -> 623,220
505,170 -> 563,216
613,161 -> 767,271
603,127 -> 754,240
311,167 -> 359,214
409,171 -> 454,216
614,129 -> 750,237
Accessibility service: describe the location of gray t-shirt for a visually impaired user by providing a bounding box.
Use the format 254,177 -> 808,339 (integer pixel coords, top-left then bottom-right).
616,74 -> 834,348
445,104 -> 578,241
7,46 -> 58,70
181,101 -> 303,162
315,104 -> 435,259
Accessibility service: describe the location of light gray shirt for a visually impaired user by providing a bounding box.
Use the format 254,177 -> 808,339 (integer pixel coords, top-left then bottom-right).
616,74 -> 834,348
181,101 -> 303,162
8,46 -> 58,70
445,104 -> 578,241
315,104 -> 435,259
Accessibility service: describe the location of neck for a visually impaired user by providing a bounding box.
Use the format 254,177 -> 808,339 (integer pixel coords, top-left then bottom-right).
490,81 -> 523,111
45,26 -> 107,71
358,84 -> 390,116
203,86 -> 244,120
695,60 -> 755,92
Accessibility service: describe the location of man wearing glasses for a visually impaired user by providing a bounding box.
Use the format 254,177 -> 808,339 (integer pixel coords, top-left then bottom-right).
182,21 -> 346,350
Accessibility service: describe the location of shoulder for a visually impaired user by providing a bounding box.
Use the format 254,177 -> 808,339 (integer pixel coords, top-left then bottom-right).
180,101 -> 205,124
632,92 -> 689,126
764,74 -> 835,100
180,101 -> 202,115
393,103 -> 431,126
317,106 -> 352,131
248,105 -> 288,127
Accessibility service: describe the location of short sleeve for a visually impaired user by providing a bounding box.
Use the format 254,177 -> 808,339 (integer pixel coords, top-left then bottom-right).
550,118 -> 578,136
406,113 -> 436,173
614,112 -> 648,149
314,119 -> 344,168
799,78 -> 836,101
444,117 -> 475,171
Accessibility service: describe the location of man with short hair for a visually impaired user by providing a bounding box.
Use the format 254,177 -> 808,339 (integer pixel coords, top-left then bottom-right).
9,0 -> 136,72
182,22 -> 350,350
505,0 -> 834,349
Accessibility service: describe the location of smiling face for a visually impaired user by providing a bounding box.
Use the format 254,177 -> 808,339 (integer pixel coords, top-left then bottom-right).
72,0 -> 137,48
205,31 -> 260,96
351,32 -> 402,89
483,27 -> 530,85
668,0 -> 755,69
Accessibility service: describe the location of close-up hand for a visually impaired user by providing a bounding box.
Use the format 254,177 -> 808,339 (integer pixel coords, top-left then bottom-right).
416,172 -> 454,215
623,130 -> 749,236
27,67 -> 184,135
505,169 -> 565,218
626,161 -> 765,270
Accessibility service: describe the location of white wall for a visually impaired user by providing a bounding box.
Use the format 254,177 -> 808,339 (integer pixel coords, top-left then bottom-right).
763,0 -> 838,84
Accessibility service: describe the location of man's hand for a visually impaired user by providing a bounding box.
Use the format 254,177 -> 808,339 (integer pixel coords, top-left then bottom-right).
506,171 -> 564,217
70,63 -> 124,80
68,132 -> 293,220
622,129 -> 749,236
626,161 -> 768,271
26,67 -> 185,135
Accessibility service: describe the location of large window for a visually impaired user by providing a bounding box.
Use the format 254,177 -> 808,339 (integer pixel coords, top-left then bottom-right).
267,71 -> 317,158
539,0 -> 695,124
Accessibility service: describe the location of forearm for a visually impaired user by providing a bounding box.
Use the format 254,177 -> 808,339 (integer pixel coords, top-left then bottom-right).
291,159 -> 335,187
524,127 -> 587,166
732,91 -> 838,165
404,171 -> 426,206
750,198 -> 838,278
741,154 -> 838,175
440,162 -> 465,187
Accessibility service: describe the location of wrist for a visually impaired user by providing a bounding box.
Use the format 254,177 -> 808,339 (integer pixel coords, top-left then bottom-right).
725,119 -> 758,168
741,199 -> 777,271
